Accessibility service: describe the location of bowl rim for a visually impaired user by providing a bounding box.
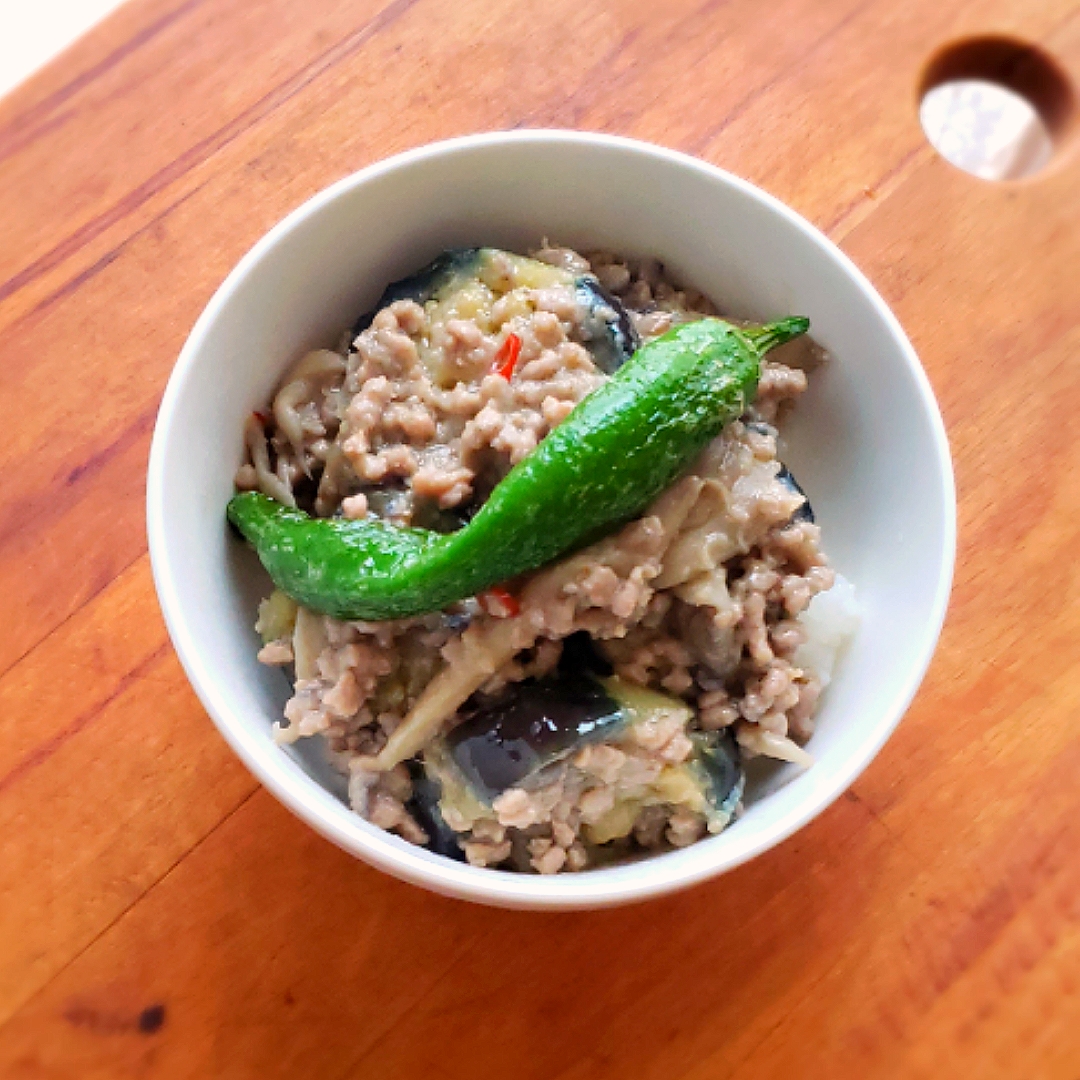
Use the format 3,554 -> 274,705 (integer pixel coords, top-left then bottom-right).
147,129 -> 957,909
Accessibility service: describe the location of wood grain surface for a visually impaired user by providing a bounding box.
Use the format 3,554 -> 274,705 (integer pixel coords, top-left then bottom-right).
1,0 -> 1078,1076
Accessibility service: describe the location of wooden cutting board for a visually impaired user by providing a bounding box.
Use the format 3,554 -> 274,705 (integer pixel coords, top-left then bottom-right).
0,0 -> 1077,1076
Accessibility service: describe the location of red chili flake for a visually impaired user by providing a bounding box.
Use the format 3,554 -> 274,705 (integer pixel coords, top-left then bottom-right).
492,332 -> 522,381
252,410 -> 270,425
479,585 -> 520,618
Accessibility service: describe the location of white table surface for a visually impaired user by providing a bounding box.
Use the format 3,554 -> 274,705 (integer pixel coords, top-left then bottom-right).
0,0 -> 127,98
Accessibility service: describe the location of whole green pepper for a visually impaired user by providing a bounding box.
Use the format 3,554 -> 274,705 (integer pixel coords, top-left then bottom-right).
228,316 -> 809,621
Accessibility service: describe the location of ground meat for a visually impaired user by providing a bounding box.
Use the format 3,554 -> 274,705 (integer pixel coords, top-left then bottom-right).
341,493 -> 368,519
272,610 -> 459,755
329,282 -> 605,523
667,808 -> 707,847
348,762 -> 427,845
462,818 -> 513,868
257,640 -> 293,665
749,363 -> 808,424
586,250 -> 719,337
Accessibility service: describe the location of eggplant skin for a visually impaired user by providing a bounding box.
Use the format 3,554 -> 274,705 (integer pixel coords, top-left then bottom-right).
411,685 -> 743,856
742,428 -> 814,525
447,674 -> 625,802
700,730 -> 744,818
573,276 -> 641,373
776,464 -> 814,523
352,248 -> 483,336
405,759 -> 467,861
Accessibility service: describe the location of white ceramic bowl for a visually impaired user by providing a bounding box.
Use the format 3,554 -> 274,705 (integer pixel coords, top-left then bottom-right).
147,131 -> 955,909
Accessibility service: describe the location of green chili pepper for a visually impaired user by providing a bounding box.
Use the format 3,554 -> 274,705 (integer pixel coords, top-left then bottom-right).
228,316 -> 809,621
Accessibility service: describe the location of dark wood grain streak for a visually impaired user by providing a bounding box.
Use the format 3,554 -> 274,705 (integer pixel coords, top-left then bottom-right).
0,0 -> 207,162
0,0 -> 419,308
18,181 -> 209,329
824,144 -> 930,236
0,409 -> 153,554
0,643 -> 168,798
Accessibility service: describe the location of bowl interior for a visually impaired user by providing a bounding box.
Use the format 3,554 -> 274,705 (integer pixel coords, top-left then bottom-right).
148,133 -> 954,908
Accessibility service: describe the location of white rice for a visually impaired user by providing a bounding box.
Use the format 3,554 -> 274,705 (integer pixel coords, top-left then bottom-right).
794,571 -> 860,688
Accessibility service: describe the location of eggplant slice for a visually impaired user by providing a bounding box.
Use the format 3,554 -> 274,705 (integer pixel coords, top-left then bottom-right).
447,673 -> 626,803
352,248 -> 483,336
350,247 -> 639,373
408,668 -> 745,860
